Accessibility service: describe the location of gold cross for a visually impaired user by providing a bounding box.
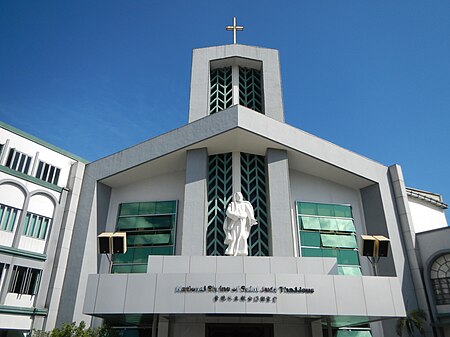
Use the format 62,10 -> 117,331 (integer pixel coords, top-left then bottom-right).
226,17 -> 244,44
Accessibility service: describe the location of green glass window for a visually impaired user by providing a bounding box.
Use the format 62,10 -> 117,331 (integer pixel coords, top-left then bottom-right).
301,247 -> 322,258
300,216 -> 321,230
22,212 -> 51,240
338,266 -> 362,276
337,250 -> 360,265
319,218 -> 339,231
112,200 -> 177,274
300,231 -> 321,247
297,201 -> 361,276
336,219 -> 356,232
321,234 -> 358,249
0,204 -> 20,232
297,202 -> 318,216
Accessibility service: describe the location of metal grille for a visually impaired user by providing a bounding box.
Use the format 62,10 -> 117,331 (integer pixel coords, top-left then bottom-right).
239,67 -> 263,113
209,67 -> 233,114
240,153 -> 269,256
206,153 -> 233,256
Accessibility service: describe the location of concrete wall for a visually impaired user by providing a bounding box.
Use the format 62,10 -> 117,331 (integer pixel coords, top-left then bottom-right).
408,197 -> 448,233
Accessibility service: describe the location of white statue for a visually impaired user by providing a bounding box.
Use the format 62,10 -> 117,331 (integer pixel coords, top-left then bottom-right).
223,192 -> 258,256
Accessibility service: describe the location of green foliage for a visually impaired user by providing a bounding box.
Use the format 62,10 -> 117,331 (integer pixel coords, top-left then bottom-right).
396,309 -> 427,337
32,322 -> 114,337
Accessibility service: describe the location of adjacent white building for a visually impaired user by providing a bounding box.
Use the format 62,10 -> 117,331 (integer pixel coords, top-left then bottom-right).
0,122 -> 86,335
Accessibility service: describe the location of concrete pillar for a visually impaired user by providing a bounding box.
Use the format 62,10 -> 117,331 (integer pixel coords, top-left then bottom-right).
266,148 -> 294,256
181,148 -> 208,255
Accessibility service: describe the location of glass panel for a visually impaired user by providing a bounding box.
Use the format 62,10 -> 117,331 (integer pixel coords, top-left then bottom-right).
39,219 -> 49,239
300,231 -> 321,247
119,203 -> 140,216
36,162 -> 43,179
131,264 -> 147,273
111,265 -> 132,273
150,246 -> 174,255
334,205 -> 352,218
300,216 -> 321,230
297,202 -> 317,216
301,247 -> 322,257
53,168 -> 60,185
321,234 -> 358,248
338,266 -> 362,276
127,233 -> 172,246
317,204 -> 334,216
138,202 -> 156,215
117,215 -> 174,230
321,248 -> 338,259
319,218 -> 338,231
28,216 -> 37,236
336,219 -> 356,232
0,206 -> 4,229
33,217 -> 43,238
7,209 -> 17,231
336,331 -> 372,337
155,201 -> 176,214
22,213 -> 31,235
135,216 -> 173,229
337,250 -> 360,265
2,208 -> 11,231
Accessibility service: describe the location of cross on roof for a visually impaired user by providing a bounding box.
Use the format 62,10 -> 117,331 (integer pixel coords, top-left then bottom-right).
226,17 -> 244,44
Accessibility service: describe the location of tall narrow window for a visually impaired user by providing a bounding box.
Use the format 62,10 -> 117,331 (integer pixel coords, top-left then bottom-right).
206,153 -> 233,256
297,202 -> 361,276
241,153 -> 269,256
239,67 -> 263,113
22,212 -> 51,240
35,161 -> 61,185
112,201 -> 177,273
209,67 -> 233,114
5,149 -> 32,174
8,266 -> 41,295
0,203 -> 21,232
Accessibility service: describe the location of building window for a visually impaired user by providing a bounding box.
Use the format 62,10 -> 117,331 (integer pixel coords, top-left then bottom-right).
22,212 -> 51,240
430,253 -> 450,305
8,266 -> 41,295
5,149 -> 32,174
241,153 -> 269,256
239,67 -> 263,113
0,263 -> 8,292
206,153 -> 233,256
0,203 -> 21,232
35,161 -> 60,185
210,67 -> 233,115
112,200 -> 177,273
297,202 -> 361,276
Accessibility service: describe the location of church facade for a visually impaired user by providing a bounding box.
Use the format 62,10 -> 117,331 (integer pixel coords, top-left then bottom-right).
55,42 -> 447,337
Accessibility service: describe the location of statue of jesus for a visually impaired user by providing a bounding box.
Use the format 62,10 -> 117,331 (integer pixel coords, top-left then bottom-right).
223,192 -> 258,256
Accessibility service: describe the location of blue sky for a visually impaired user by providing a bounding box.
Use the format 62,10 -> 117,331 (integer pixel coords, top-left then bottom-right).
1,1 -> 449,205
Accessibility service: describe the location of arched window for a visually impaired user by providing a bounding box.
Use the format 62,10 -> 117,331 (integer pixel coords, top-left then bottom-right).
430,253 -> 450,305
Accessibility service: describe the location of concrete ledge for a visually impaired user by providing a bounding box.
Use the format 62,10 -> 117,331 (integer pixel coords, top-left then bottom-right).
84,256 -> 405,318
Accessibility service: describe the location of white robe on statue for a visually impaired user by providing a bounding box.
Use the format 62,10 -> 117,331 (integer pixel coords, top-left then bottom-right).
223,192 -> 257,256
